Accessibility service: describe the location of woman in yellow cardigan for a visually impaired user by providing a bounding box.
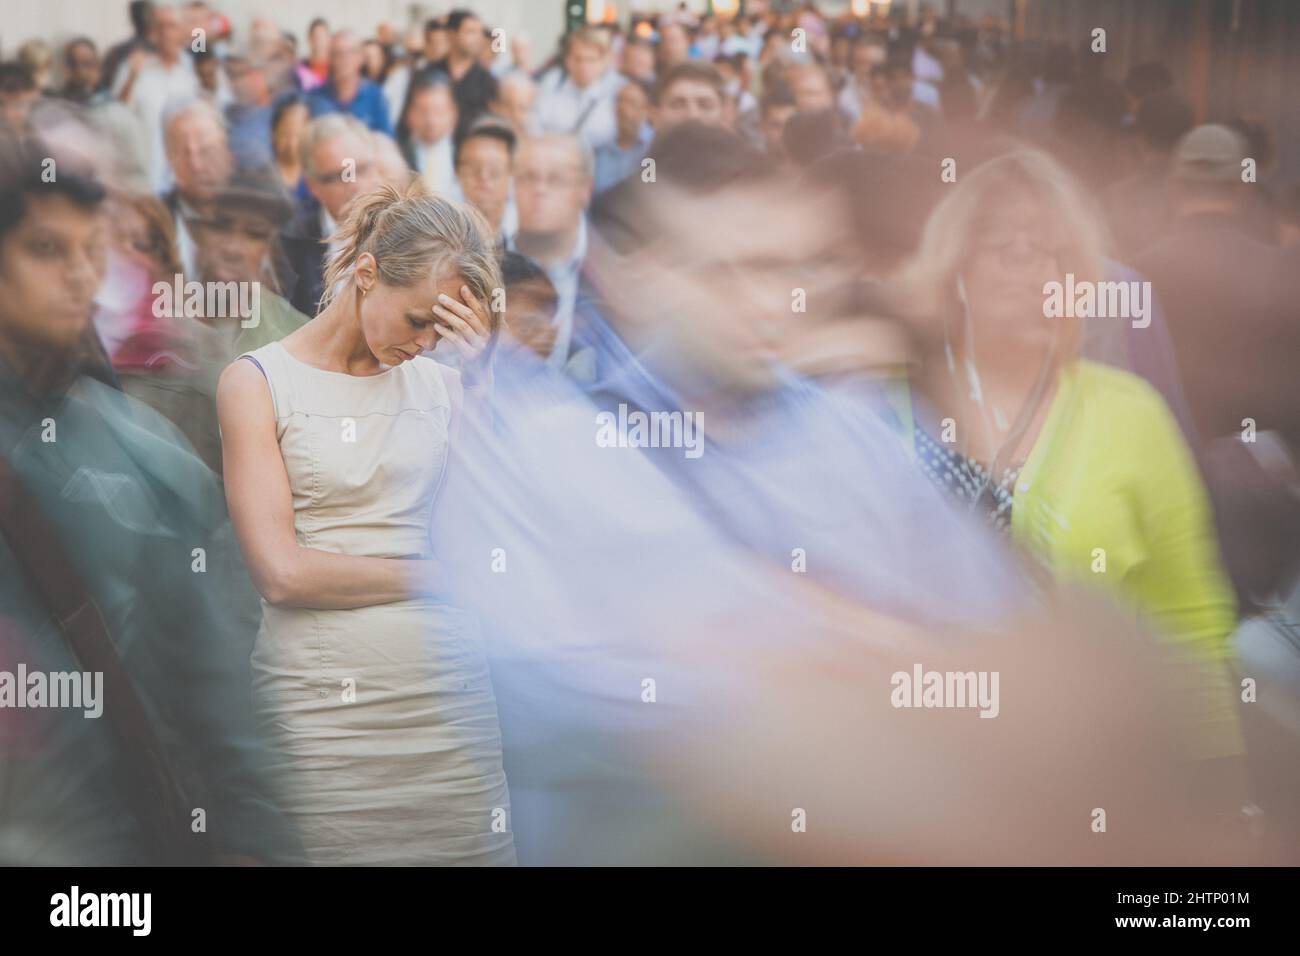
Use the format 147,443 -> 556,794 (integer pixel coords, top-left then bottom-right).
886,149 -> 1244,791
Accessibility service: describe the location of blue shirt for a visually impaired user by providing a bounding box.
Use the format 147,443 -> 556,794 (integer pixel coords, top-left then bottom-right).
306,79 -> 393,135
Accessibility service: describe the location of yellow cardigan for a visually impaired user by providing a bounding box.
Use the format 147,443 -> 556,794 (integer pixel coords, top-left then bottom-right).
888,359 -> 1243,759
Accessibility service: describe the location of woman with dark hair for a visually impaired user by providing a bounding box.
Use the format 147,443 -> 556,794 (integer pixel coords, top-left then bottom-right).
271,93 -> 311,199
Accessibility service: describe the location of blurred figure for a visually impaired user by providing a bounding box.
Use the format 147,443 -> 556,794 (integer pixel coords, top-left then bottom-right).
1133,125 -> 1300,608
16,40 -> 54,94
132,164 -> 308,473
534,27 -> 624,150
162,98 -> 234,275
490,71 -> 537,138
113,2 -> 200,193
399,75 -> 459,195
271,94 -> 310,197
0,132 -> 294,865
306,30 -> 393,135
497,249 -> 558,359
757,84 -> 797,165
510,134 -> 594,368
281,113 -> 379,316
224,40 -> 282,167
99,0 -> 155,95
838,35 -> 888,121
455,117 -> 516,241
593,77 -> 653,194
412,8 -> 498,133
1103,89 -> 1196,256
890,149 -> 1246,803
298,17 -> 331,90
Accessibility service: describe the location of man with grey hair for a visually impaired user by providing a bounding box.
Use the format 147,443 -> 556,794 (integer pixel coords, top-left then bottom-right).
163,97 -> 234,274
281,112 -> 379,315
508,133 -> 595,369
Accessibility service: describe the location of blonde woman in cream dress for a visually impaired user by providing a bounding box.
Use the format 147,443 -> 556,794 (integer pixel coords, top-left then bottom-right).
217,181 -> 514,865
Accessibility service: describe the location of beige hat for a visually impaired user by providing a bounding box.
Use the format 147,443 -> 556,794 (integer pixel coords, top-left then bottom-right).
1172,124 -> 1247,183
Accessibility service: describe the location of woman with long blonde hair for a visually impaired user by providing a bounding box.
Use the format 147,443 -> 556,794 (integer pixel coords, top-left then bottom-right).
216,178 -> 514,864
889,148 -> 1246,812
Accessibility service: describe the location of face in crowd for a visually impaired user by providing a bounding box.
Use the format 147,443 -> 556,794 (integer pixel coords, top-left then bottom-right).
406,84 -> 458,145
615,82 -> 651,143
64,41 -> 102,98
454,15 -> 485,59
514,137 -> 592,238
492,75 -> 536,136
457,134 -> 512,232
960,193 -> 1064,348
151,6 -> 186,61
306,130 -> 379,221
166,109 -> 234,203
330,32 -> 365,86
191,206 -> 278,288
655,78 -> 725,131
0,192 -> 106,356
564,38 -> 607,90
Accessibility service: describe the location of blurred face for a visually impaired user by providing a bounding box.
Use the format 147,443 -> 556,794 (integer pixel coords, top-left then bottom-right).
425,28 -> 449,62
564,39 -> 606,89
406,85 -> 457,144
615,83 -> 650,140
362,41 -> 384,79
502,278 -> 557,358
660,25 -> 690,66
309,23 -> 330,59
354,256 -> 466,365
851,43 -> 886,82
0,194 -> 106,354
790,69 -> 833,112
0,88 -> 39,130
195,56 -> 220,92
622,43 -> 655,81
761,104 -> 795,155
65,42 -> 101,95
455,17 -> 484,58
151,8 -> 184,58
226,58 -> 268,104
330,33 -> 364,85
654,78 -> 724,130
106,196 -> 169,277
457,135 -> 511,228
514,139 -> 591,236
307,133 -> 377,219
961,196 -> 1063,342
493,79 -> 536,133
167,113 -> 233,202
634,183 -> 825,394
886,67 -> 914,109
190,207 -> 276,286
272,101 -> 308,163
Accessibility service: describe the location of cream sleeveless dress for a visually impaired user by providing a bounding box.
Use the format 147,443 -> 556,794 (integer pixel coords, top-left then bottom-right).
240,341 -> 515,866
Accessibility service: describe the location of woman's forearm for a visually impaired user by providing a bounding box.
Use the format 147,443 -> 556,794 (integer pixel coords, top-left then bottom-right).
261,547 -> 435,609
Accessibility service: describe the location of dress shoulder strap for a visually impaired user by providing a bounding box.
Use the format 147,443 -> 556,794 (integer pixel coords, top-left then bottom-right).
235,341 -> 294,424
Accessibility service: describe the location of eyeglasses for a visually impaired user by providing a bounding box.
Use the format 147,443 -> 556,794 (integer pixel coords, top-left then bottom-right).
515,170 -> 586,190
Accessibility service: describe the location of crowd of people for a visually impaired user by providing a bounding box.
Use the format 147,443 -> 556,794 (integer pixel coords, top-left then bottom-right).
0,0 -> 1298,866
